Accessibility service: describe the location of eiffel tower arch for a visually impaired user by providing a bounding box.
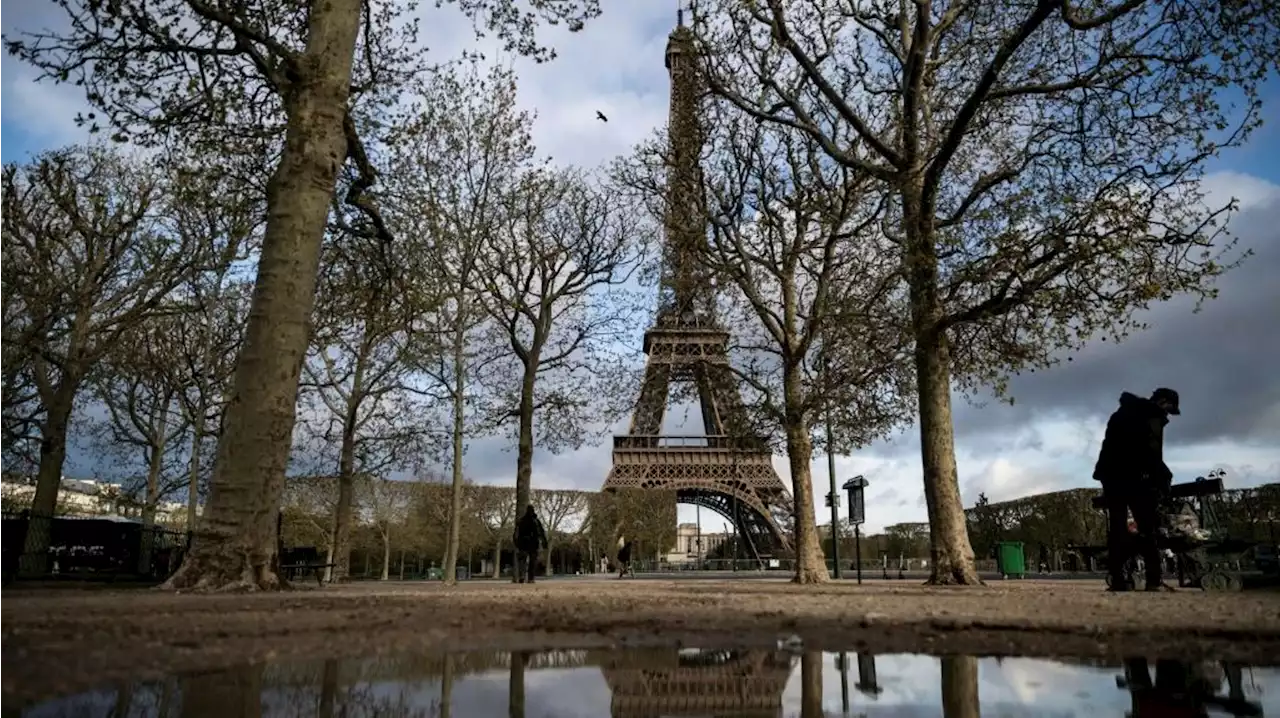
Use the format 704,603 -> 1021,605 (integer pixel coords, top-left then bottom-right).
600,10 -> 794,563
594,647 -> 797,718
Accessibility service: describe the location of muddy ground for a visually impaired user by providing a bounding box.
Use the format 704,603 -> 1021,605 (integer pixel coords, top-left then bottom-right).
3,577 -> 1279,706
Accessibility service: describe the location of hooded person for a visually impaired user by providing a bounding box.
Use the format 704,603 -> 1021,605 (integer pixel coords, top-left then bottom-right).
513,505 -> 548,584
1093,387 -> 1180,592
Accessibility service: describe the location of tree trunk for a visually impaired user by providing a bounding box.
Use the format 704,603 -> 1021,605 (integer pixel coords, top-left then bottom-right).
492,538 -> 502,578
20,390 -> 76,576
914,330 -> 980,585
440,653 -> 455,718
186,406 -> 206,531
380,529 -> 391,581
508,651 -> 528,718
544,538 -> 554,577
318,659 -> 339,718
180,665 -> 264,718
512,360 -> 538,582
800,651 -> 823,718
138,398 -> 173,575
783,370 -> 829,584
905,198 -> 981,586
940,656 -> 981,718
162,0 -> 364,592
444,320 -> 467,584
329,410 -> 359,582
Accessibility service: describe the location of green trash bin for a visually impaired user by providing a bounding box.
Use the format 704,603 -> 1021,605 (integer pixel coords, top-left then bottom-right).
996,541 -> 1026,579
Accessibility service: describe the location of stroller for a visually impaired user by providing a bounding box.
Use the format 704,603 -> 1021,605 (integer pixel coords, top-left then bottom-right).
1106,478 -> 1254,592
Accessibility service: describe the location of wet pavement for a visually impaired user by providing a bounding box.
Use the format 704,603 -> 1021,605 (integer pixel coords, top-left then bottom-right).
19,646 -> 1277,717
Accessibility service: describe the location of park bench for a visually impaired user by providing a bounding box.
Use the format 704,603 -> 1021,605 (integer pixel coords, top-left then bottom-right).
278,546 -> 335,587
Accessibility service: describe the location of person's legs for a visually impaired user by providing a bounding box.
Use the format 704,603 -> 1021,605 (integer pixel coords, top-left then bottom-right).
525,550 -> 537,583
1104,483 -> 1133,589
1131,489 -> 1165,589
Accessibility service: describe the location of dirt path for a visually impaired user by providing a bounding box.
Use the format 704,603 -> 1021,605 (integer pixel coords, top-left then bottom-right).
4,578 -> 1279,706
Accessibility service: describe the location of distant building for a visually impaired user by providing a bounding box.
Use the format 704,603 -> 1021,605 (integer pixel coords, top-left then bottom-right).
665,522 -> 729,564
0,474 -> 193,526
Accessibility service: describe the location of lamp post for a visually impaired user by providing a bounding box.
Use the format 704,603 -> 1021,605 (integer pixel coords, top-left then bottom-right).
842,476 -> 869,585
822,351 -> 841,578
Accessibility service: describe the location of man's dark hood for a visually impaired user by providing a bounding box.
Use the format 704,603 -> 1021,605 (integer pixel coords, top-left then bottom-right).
1118,391 -> 1169,425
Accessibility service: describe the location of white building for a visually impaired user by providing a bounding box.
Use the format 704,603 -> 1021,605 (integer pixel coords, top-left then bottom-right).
1,475 -> 193,527
664,522 -> 730,564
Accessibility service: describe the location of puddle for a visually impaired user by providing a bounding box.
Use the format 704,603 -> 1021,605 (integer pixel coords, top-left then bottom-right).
20,647 -> 1278,717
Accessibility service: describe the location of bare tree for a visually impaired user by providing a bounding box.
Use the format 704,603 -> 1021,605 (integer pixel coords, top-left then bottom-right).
298,218 -> 436,581
386,62 -> 529,585
1,147 -> 213,574
7,0 -> 601,592
476,485 -> 517,578
87,317 -> 192,569
531,489 -> 588,576
357,475 -> 417,581
475,166 -> 648,581
694,0 -> 1278,583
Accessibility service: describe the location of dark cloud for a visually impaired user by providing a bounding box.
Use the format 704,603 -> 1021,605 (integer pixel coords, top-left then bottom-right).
949,180 -> 1280,446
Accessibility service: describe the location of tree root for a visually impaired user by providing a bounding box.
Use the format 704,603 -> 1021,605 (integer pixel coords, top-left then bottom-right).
160,546 -> 289,593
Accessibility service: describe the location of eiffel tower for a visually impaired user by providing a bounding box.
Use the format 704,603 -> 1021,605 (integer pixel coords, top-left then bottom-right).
601,9 -> 794,562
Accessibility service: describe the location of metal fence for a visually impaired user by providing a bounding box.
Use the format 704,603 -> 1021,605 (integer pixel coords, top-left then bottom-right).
2,510 -> 190,583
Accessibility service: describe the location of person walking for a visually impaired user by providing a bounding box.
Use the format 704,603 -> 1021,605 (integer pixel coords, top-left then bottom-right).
1093,387 -> 1180,592
616,536 -> 635,579
513,505 -> 548,584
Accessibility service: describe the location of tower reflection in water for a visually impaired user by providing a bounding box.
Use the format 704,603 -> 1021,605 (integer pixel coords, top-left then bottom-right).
19,648 -> 1275,717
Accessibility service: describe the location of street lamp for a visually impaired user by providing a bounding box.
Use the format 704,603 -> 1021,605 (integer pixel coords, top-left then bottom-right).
842,476 -> 869,584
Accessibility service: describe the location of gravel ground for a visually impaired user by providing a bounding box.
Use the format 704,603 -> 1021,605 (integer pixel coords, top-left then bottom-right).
4,577 -> 1279,706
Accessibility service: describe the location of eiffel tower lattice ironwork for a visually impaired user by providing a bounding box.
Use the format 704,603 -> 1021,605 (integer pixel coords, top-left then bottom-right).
601,9 -> 794,562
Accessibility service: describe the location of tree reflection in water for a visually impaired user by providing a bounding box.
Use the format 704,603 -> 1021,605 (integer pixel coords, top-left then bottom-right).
799,651 -> 823,718
940,656 -> 981,718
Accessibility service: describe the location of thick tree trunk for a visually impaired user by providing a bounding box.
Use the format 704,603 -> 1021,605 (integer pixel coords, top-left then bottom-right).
492,538 -> 502,578
940,656 -> 981,718
444,322 -> 467,584
511,361 -> 538,582
162,0 -> 363,592
544,538 -> 554,577
800,651 -> 824,718
186,407 -> 206,531
20,391 -> 76,576
905,198 -> 981,586
783,370 -> 829,584
914,331 -> 981,585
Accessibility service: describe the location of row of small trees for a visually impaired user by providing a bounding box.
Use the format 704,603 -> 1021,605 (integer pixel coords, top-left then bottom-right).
4,0 -> 1277,589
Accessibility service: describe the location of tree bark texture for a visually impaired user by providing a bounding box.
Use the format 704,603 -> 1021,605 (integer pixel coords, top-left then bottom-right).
783,369 -> 829,584
20,390 -> 76,576
906,197 -> 981,586
512,358 -> 538,582
162,0 -> 364,591
940,655 -> 981,718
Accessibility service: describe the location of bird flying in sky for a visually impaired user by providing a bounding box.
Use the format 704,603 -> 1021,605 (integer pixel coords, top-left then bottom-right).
596,110 -> 608,123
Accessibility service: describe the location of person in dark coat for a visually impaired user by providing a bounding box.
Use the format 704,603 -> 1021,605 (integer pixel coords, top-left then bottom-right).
616,536 -> 634,579
513,505 -> 548,584
1093,387 -> 1180,591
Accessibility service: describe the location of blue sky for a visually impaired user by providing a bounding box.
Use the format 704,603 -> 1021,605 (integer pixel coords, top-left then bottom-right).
3,6 -> 1278,534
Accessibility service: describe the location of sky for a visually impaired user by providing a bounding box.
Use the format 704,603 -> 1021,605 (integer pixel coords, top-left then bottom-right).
4,2 -> 1279,536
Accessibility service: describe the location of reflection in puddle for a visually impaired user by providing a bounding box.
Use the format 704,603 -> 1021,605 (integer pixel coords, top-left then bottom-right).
21,647 -> 1277,717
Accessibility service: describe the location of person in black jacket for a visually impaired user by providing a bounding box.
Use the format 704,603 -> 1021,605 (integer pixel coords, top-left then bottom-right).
1093,387 -> 1180,591
513,505 -> 548,584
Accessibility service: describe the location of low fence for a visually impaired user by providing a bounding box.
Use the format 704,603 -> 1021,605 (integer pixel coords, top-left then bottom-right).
2,510 -> 190,583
